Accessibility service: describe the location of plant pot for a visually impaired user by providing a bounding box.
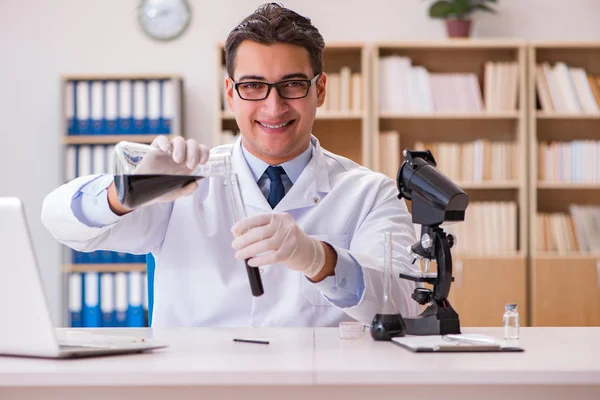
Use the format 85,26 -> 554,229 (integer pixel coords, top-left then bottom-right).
445,19 -> 472,38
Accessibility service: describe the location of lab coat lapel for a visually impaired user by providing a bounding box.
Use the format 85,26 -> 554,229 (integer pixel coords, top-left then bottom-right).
275,136 -> 331,212
231,139 -> 272,212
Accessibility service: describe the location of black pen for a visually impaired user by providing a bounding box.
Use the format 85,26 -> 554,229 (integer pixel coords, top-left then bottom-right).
233,338 -> 270,345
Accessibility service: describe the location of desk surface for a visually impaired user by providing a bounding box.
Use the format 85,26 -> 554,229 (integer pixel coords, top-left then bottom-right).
0,327 -> 599,387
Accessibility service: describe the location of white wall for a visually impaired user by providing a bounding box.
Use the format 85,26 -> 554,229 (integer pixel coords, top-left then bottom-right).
1,0 -> 599,325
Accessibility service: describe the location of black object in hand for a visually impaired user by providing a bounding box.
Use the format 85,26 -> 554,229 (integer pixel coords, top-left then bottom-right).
114,174 -> 204,209
245,260 -> 264,296
370,313 -> 407,341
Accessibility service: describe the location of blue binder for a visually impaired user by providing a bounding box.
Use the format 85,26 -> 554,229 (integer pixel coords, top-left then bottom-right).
83,272 -> 101,327
127,271 -> 144,327
68,273 -> 83,327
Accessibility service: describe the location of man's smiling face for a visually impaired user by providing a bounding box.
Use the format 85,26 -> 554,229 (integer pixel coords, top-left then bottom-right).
226,41 -> 326,165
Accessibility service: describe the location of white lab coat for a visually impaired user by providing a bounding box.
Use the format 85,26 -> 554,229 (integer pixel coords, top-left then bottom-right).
42,136 -> 421,327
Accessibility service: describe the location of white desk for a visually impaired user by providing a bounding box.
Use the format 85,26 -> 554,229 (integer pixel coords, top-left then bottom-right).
0,327 -> 599,400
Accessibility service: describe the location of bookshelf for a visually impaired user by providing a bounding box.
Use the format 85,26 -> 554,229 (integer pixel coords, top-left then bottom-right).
60,74 -> 183,327
215,42 -> 370,165
372,40 -> 528,327
528,42 -> 600,326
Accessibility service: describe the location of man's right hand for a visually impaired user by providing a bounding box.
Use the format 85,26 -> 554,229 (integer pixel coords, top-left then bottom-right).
108,136 -> 210,215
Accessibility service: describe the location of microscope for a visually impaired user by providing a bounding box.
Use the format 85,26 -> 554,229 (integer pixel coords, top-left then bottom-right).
371,148 -> 469,340
397,149 -> 469,335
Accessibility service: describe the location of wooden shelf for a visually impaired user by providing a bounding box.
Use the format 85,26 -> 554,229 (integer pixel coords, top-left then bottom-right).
452,252 -> 526,260
537,182 -> 600,189
379,111 -> 519,120
374,39 -> 526,49
62,74 -> 182,81
531,41 -> 600,49
536,112 -> 600,119
529,42 -> 600,327
62,263 -> 147,273
221,110 -> 365,120
534,252 -> 600,260
62,134 -> 172,145
456,181 -> 520,189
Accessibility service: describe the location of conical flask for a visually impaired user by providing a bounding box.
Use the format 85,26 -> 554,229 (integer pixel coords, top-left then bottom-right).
112,141 -> 232,209
370,232 -> 407,341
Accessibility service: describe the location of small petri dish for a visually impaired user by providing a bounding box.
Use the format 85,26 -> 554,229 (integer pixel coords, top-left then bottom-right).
339,321 -> 365,340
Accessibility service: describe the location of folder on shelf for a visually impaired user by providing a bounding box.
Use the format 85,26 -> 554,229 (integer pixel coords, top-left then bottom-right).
100,273 -> 115,327
68,273 -> 83,328
115,272 -> 128,327
119,79 -> 133,133
127,271 -> 144,327
91,80 -> 104,135
83,271 -> 101,327
163,79 -> 176,134
105,80 -> 118,134
76,80 -> 91,135
133,80 -> 147,134
148,80 -> 161,133
65,81 -> 75,135
392,334 -> 524,353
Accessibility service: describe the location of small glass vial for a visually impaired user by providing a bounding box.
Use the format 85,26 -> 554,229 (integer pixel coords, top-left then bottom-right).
503,303 -> 520,339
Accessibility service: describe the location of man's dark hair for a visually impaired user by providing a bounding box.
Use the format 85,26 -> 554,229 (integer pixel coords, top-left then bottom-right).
224,3 -> 325,79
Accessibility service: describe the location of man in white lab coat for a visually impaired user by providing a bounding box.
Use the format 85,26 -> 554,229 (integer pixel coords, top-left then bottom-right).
42,3 -> 421,327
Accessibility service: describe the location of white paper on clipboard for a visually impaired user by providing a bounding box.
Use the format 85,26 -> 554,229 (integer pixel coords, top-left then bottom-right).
391,334 -> 524,353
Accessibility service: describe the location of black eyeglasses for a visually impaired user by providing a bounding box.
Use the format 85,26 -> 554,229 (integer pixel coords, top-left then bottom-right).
232,74 -> 320,101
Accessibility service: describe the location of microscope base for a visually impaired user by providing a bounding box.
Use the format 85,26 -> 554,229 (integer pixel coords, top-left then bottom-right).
403,300 -> 461,335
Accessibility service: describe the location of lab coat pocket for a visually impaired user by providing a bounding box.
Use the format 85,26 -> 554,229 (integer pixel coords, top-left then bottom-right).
301,233 -> 349,307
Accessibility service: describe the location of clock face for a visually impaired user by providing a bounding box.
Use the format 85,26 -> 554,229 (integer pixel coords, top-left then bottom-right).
138,0 -> 191,41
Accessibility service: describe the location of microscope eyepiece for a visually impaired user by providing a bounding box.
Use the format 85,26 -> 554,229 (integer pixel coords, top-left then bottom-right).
397,149 -> 469,226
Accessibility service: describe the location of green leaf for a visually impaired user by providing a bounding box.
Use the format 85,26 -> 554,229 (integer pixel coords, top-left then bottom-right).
453,0 -> 471,18
428,1 -> 454,18
474,3 -> 496,13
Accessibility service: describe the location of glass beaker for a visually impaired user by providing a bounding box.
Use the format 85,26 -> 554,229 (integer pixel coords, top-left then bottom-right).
113,141 -> 233,209
112,141 -> 264,297
370,232 -> 407,341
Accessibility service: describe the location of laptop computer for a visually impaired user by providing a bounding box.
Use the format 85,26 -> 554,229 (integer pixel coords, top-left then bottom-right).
0,197 -> 167,358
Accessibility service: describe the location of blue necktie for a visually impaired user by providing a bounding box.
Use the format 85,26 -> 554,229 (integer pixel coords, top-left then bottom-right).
265,166 -> 285,209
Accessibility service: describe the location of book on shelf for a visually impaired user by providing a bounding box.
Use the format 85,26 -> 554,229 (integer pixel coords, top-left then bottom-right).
320,66 -> 362,113
535,62 -> 600,114
378,56 -> 518,113
65,77 -> 181,136
413,201 -> 518,256
441,201 -> 518,256
411,140 -> 517,183
538,140 -> 600,183
536,205 -> 600,253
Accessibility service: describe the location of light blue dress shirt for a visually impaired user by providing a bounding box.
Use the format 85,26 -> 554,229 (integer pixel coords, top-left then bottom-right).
72,142 -> 365,308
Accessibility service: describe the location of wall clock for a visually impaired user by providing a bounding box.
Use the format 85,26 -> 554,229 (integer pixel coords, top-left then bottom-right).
138,0 -> 191,41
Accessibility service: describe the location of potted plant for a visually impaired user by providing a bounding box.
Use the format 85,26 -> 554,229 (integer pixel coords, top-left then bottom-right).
425,0 -> 498,38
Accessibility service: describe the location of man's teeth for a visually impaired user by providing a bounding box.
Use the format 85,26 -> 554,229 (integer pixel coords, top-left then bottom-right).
259,121 -> 291,129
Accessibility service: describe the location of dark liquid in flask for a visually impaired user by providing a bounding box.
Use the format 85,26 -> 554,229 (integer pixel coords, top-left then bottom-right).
114,174 -> 204,209
370,313 -> 406,341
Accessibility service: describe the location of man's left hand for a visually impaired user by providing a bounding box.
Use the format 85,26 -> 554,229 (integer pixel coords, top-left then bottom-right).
231,213 -> 325,278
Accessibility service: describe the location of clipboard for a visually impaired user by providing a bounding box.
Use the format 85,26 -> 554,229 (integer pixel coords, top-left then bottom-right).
391,334 -> 524,353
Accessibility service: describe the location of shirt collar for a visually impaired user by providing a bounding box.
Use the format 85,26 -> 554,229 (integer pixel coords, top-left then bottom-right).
241,141 -> 313,184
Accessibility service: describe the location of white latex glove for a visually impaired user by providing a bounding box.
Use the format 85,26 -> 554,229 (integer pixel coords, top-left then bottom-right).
134,135 -> 210,204
231,213 -> 325,278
